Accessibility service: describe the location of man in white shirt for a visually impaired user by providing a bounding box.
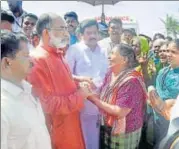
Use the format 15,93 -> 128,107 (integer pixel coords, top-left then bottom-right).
1,30 -> 52,149
66,19 -> 108,149
21,13 -> 38,51
7,0 -> 27,33
22,13 -> 38,39
98,18 -> 123,57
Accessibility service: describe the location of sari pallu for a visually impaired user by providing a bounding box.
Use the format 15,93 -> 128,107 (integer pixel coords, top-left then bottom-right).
99,69 -> 147,149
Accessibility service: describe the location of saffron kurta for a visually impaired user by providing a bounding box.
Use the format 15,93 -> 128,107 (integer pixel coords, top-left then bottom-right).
27,45 -> 85,149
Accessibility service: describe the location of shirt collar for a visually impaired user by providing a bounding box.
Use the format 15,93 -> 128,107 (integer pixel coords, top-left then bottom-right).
41,44 -> 65,57
1,79 -> 32,97
42,45 -> 58,53
80,41 -> 100,53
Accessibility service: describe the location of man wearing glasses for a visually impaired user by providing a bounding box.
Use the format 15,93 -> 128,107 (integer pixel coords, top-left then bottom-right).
22,13 -> 38,41
22,13 -> 38,50
27,13 -> 92,149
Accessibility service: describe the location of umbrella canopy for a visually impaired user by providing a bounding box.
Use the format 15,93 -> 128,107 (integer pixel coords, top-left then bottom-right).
78,0 -> 121,13
79,0 -> 120,6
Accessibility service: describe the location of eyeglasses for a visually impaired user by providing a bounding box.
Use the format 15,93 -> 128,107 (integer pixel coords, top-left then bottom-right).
24,21 -> 35,27
47,26 -> 68,32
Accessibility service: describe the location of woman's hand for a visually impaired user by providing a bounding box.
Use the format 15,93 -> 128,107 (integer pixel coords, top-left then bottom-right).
148,62 -> 156,74
78,83 -> 94,99
74,75 -> 96,89
148,86 -> 174,120
148,86 -> 165,111
148,90 -> 160,107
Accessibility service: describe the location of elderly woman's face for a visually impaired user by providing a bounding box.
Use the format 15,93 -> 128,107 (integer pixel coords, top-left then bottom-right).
108,47 -> 125,69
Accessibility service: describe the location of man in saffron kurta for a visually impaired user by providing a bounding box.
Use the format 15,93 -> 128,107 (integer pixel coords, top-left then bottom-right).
27,13 -> 89,149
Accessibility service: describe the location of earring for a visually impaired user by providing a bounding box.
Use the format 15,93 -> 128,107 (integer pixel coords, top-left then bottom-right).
8,62 -> 12,66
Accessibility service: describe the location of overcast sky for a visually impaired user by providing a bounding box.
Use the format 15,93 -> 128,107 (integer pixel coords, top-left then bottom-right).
2,1 -> 179,37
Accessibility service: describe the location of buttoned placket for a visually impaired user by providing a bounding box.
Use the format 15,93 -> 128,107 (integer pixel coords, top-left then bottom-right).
86,47 -> 98,74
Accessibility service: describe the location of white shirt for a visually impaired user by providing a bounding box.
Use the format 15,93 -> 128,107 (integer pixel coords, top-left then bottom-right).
1,79 -> 52,149
167,95 -> 179,135
66,42 -> 108,115
171,96 -> 179,120
98,37 -> 115,57
12,17 -> 23,33
6,9 -> 26,33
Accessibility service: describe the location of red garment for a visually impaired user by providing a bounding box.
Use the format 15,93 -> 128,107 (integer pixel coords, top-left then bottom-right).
27,45 -> 85,149
99,70 -> 147,133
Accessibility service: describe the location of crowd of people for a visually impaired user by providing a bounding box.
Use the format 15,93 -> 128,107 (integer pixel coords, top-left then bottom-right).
1,1 -> 179,149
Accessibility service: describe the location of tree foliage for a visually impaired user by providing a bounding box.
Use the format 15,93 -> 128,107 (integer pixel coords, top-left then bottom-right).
160,14 -> 179,38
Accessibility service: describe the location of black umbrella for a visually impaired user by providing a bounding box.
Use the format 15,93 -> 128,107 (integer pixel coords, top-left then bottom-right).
78,0 -> 121,14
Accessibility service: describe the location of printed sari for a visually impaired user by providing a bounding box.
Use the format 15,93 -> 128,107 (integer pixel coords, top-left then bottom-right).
99,69 -> 147,149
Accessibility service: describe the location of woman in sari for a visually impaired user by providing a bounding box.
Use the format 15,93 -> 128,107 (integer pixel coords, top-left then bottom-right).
131,36 -> 156,148
88,43 -> 147,149
156,39 -> 179,100
131,36 -> 156,87
148,39 -> 179,148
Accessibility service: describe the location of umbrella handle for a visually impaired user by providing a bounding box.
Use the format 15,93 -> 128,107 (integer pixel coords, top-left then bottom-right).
102,3 -> 104,14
